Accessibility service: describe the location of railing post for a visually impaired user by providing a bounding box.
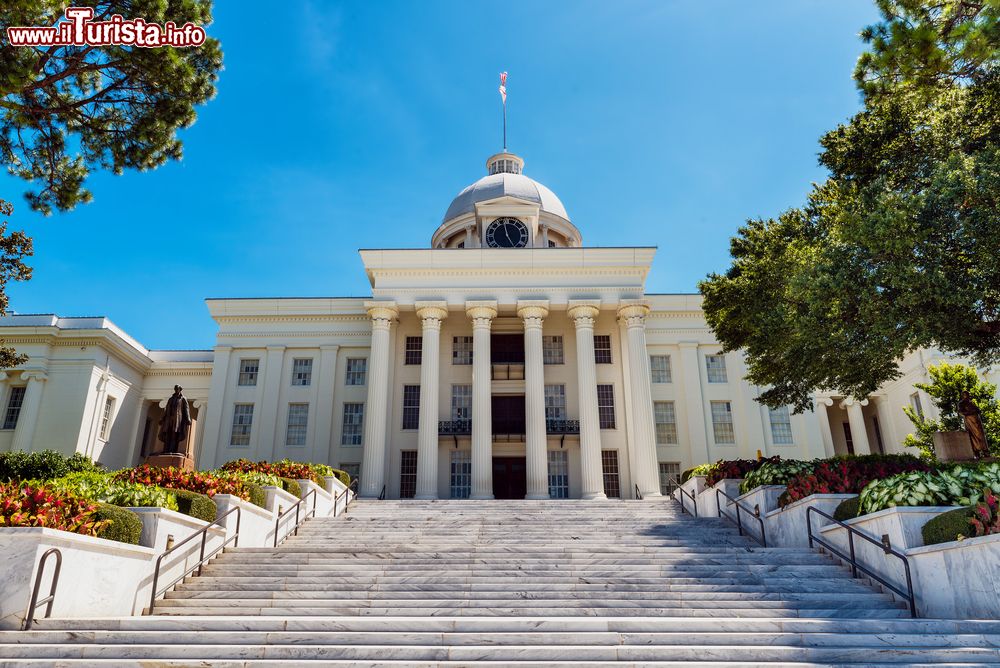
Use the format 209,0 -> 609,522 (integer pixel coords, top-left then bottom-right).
197,530 -> 207,576
735,503 -> 744,536
848,531 -> 858,578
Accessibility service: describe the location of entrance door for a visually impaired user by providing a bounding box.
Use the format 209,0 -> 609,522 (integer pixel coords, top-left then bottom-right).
493,457 -> 527,499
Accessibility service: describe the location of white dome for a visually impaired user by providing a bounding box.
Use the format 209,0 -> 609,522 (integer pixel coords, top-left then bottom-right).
443,172 -> 570,224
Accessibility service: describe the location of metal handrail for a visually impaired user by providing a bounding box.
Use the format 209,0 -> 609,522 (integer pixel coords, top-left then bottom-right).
149,505 -> 241,613
806,505 -> 917,617
675,485 -> 698,517
22,548 -> 62,630
634,483 -> 643,500
377,484 -> 386,501
333,478 -> 360,517
715,488 -> 767,547
273,488 -> 318,547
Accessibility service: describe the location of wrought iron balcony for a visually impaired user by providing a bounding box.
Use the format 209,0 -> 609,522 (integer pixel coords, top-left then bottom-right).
438,419 -> 471,435
438,418 -> 580,436
546,419 -> 580,434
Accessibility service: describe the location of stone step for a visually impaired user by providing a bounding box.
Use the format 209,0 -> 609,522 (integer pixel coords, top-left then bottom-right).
148,607 -> 913,618
176,580 -> 878,593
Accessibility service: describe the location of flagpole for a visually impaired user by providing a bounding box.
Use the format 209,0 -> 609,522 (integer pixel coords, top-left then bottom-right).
503,100 -> 507,151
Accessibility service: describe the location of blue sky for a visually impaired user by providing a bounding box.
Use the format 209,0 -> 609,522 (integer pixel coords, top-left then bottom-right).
3,1 -> 880,350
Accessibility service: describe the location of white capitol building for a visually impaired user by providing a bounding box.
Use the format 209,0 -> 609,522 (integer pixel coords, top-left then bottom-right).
0,148 -> 978,499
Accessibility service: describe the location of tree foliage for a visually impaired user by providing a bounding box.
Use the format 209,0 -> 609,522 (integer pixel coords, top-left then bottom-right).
0,0 -> 222,214
0,199 -> 31,368
700,0 -> 1000,412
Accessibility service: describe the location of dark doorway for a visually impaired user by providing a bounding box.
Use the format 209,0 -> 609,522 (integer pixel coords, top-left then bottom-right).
491,334 -> 525,364
492,395 -> 526,437
493,457 -> 527,499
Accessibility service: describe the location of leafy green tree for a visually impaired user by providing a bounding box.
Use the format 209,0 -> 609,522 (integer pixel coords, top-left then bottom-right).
0,199 -> 32,368
700,0 -> 1000,412
903,362 -> 1000,458
0,1 -> 222,214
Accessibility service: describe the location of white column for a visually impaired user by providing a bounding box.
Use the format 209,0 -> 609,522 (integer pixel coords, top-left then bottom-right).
568,300 -> 606,500
467,300 -> 497,500
12,371 -> 47,453
314,344 -> 339,464
360,301 -> 398,498
617,301 -> 661,498
415,302 -> 448,499
519,300 -> 550,500
815,397 -> 835,457
190,400 -> 207,461
841,397 -> 871,455
678,342 -> 710,465
256,345 -> 286,459
198,345 -> 232,468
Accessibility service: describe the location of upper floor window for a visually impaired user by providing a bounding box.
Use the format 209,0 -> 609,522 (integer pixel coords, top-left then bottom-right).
542,336 -> 564,365
291,358 -> 313,386
402,385 -> 420,429
99,396 -> 116,441
654,401 -> 677,445
453,336 -> 473,365
597,384 -> 616,429
238,359 -> 259,386
404,336 -> 422,365
710,400 -> 735,444
544,384 -> 567,421
345,358 -> 367,386
341,403 -> 364,446
230,403 -> 254,446
910,392 -> 924,418
769,405 -> 793,445
285,403 -> 309,446
594,335 -> 612,364
3,386 -> 26,430
650,355 -> 672,383
451,385 -> 472,421
706,354 -> 728,383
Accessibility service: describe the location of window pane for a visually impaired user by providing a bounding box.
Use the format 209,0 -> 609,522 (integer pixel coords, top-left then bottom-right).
291,358 -> 313,386
285,403 -> 309,446
402,385 -> 420,429
601,450 -> 620,498
345,358 -> 367,386
650,355 -> 672,383
548,450 -> 569,498
341,403 -> 364,446
544,384 -> 566,422
451,385 -> 472,421
594,335 -> 612,364
706,355 -> 728,383
2,386 -> 26,430
100,396 -> 116,440
450,450 -> 471,498
405,336 -> 423,365
711,401 -> 735,444
452,336 -> 473,365
230,403 -> 254,446
238,359 -> 259,386
597,384 -> 616,429
399,450 -> 417,498
340,463 -> 360,481
542,336 -> 564,365
654,401 -> 677,444
659,462 -> 681,495
769,406 -> 793,444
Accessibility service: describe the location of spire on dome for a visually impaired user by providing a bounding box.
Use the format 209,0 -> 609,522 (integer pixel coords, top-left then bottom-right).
486,151 -> 523,176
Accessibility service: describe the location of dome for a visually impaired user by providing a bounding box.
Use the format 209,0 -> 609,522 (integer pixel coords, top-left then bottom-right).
442,152 -> 570,224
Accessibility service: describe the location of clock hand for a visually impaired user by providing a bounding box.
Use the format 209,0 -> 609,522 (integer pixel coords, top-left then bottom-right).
505,226 -> 514,246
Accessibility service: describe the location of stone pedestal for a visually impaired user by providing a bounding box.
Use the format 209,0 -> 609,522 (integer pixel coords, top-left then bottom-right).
933,431 -> 975,462
144,453 -> 195,471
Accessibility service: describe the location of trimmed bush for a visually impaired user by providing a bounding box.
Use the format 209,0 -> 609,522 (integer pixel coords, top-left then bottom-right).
681,463 -> 713,484
279,477 -> 302,498
245,483 -> 266,509
0,449 -> 70,481
834,496 -> 861,521
94,503 -> 142,544
922,507 -> 977,545
65,452 -> 102,473
169,489 -> 217,523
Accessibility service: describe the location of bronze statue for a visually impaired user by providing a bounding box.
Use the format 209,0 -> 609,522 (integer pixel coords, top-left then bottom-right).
957,391 -> 990,459
158,385 -> 191,455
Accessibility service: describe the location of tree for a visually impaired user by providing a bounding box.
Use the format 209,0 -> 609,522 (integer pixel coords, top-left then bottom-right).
903,362 -> 1000,459
1,1 -> 222,214
700,0 -> 1000,412
0,199 -> 34,367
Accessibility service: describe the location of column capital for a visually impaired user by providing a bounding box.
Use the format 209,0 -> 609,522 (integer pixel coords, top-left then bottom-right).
517,300 -> 549,323
568,300 -> 601,324
0,372 -> 7,382
365,301 -> 399,327
415,301 -> 449,323
815,396 -> 835,408
265,345 -> 286,353
20,370 -> 47,383
465,300 -> 498,323
320,344 -> 340,352
192,399 -> 207,410
839,397 -> 869,409
617,299 -> 651,326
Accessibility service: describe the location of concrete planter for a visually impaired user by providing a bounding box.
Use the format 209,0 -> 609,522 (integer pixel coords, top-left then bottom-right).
213,494 -> 276,547
0,527 -> 154,629
263,485 -> 298,515
696,478 -> 742,518
297,479 -> 335,517
325,476 -> 356,516
762,493 -> 855,547
736,485 -> 786,517
673,476 -> 706,515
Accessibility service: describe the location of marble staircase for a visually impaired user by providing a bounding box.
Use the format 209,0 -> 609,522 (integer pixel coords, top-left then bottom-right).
2,498 -> 998,665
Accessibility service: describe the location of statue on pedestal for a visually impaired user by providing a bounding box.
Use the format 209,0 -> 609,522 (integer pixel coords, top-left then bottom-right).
158,385 -> 191,455
958,391 -> 990,459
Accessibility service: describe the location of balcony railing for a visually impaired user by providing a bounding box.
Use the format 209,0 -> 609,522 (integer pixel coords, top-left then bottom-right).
437,419 -> 580,436
546,419 -> 580,434
439,420 -> 471,435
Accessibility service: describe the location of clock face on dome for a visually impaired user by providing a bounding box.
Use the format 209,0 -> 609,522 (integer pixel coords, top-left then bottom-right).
485,217 -> 529,248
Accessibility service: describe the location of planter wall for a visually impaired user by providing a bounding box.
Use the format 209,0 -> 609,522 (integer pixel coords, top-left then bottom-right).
297,479 -> 334,517
696,479 -> 743,518
762,494 -> 855,548
673,476 -> 706,515
326,476 -> 355,516
213,494 -> 276,547
736,485 -> 786,517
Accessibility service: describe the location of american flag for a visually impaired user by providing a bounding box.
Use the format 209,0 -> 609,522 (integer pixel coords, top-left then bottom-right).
499,72 -> 507,104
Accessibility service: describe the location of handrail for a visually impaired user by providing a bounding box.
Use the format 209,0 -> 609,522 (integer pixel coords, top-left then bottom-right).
22,548 -> 62,630
377,484 -> 386,501
149,505 -> 241,613
806,505 -> 917,617
715,488 -> 767,547
333,478 -> 360,517
634,483 -> 643,500
273,488 -> 318,547
675,485 -> 698,517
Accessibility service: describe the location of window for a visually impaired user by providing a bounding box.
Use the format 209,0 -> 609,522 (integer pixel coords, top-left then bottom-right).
238,359 -> 259,386
594,335 -> 612,364
450,450 -> 471,498
650,355 -> 672,383
341,403 -> 364,446
285,403 -> 309,446
654,401 -> 677,445
597,384 -> 616,429
399,451 -> 417,499
910,392 -> 924,418
872,416 -> 885,454
291,358 -> 313,386
451,385 -> 472,421
706,354 -> 728,383
548,450 -> 569,499
2,386 -> 25,430
230,404 -> 254,446
340,463 -> 360,481
601,450 -> 621,498
710,401 -> 735,444
769,406 -> 793,445
843,422 -> 855,455
453,336 -> 473,365
99,396 -> 116,440
544,384 -> 566,422
659,462 -> 681,495
345,358 -> 367,386
542,336 -> 564,364
402,385 -> 420,429
405,336 -> 423,365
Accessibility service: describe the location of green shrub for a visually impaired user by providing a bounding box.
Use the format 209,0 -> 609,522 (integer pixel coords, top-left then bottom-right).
0,449 -> 71,481
279,477 -> 302,498
741,459 -> 816,494
834,496 -> 861,521
681,464 -> 713,484
93,503 -> 142,544
65,452 -> 102,473
46,471 -> 178,511
922,507 -> 976,545
245,483 -> 266,508
169,489 -> 217,522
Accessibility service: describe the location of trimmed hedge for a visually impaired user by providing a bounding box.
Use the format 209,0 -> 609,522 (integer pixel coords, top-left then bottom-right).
169,489 -> 217,523
94,503 -> 142,544
834,496 -> 861,521
279,477 -> 302,498
681,464 -> 713,484
329,468 -> 350,487
922,507 -> 976,546
245,483 -> 266,509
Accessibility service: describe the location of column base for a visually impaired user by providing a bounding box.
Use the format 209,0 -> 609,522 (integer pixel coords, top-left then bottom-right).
524,493 -> 550,500
469,493 -> 495,500
414,493 -> 438,500
582,492 -> 607,500
640,491 -> 663,498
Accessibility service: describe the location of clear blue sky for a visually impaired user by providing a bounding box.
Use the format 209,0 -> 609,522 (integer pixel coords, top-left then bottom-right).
3,1 -> 880,350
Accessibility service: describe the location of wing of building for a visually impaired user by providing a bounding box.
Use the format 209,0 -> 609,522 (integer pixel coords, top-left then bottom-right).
1,150 -> 991,498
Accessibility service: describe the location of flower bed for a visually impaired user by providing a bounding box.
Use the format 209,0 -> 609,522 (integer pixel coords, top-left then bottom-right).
0,481 -> 109,536
779,454 -> 927,508
859,461 -> 1000,515
114,465 -> 251,500
221,458 -> 345,487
